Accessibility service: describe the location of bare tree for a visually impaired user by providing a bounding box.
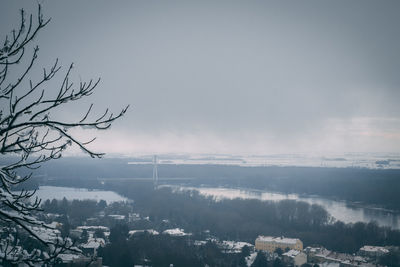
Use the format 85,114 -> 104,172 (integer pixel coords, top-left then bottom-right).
0,5 -> 128,265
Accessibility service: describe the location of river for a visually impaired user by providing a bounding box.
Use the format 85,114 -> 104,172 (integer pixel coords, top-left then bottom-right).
167,185 -> 400,230
35,186 -> 129,204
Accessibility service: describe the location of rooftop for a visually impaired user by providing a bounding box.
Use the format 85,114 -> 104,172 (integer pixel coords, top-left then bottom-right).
219,241 -> 253,253
77,225 -> 109,231
359,245 -> 389,253
256,236 -> 300,245
162,228 -> 191,237
129,229 -> 159,236
81,238 -> 105,249
283,249 -> 302,258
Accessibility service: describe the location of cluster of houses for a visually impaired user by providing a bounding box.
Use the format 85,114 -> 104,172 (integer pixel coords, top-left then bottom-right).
254,235 -> 393,267
38,209 -> 142,266
31,205 -> 396,267
45,211 -> 395,267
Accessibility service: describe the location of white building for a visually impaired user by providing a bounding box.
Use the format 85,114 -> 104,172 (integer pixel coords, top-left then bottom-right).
282,249 -> 307,267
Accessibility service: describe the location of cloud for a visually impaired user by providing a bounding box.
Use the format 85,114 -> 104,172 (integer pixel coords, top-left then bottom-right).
2,0 -> 400,154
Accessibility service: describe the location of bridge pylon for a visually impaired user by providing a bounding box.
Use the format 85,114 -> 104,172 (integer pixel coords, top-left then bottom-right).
153,155 -> 158,188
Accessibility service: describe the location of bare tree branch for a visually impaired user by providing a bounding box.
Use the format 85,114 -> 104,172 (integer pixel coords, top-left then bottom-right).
0,4 -> 128,265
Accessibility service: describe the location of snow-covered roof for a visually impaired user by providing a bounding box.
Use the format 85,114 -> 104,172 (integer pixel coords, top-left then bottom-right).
315,248 -> 331,257
194,240 -> 207,246
81,238 -> 105,249
28,225 -> 61,243
359,245 -> 389,254
353,256 -> 366,262
129,229 -> 159,236
305,246 -> 325,254
246,252 -> 258,267
108,214 -> 126,220
45,213 -> 61,218
46,221 -> 61,229
162,228 -> 191,236
76,225 -> 109,231
256,236 -> 300,245
283,249 -> 302,258
320,263 -> 340,267
220,241 -> 253,253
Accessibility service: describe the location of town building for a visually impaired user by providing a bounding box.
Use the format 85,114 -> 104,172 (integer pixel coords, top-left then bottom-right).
282,249 -> 307,267
255,236 -> 303,252
305,246 -> 371,266
358,245 -> 389,258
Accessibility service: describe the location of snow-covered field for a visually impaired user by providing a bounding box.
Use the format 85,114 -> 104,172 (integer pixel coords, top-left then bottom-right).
128,152 -> 400,169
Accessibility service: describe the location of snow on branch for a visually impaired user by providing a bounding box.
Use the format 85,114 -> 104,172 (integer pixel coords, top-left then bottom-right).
0,4 -> 128,265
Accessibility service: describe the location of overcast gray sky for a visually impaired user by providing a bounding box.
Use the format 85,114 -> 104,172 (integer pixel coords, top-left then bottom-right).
1,0 -> 400,155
